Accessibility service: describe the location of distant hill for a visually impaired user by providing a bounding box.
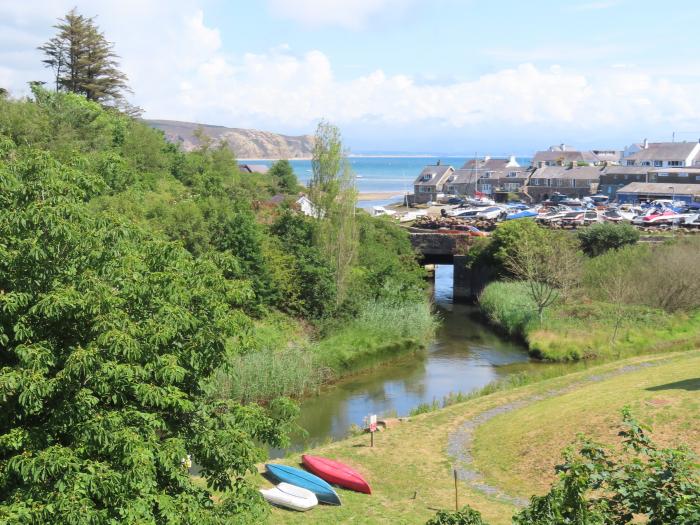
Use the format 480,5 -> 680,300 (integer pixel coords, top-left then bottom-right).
145,119 -> 314,159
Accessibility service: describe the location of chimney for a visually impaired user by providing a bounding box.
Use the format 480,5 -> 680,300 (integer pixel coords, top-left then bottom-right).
560,143 -> 566,151
484,155 -> 491,162
643,138 -> 649,149
436,159 -> 441,166
538,161 -> 545,169
508,155 -> 517,166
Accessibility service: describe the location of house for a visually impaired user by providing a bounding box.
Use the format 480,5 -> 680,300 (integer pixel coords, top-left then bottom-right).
412,163 -> 455,203
526,165 -> 604,201
646,167 -> 700,184
592,149 -> 623,164
477,167 -> 532,197
622,140 -> 700,168
461,155 -> 520,171
239,163 -> 270,174
599,166 -> 650,199
617,182 -> 700,204
295,195 -> 321,217
532,144 -> 600,167
452,156 -> 527,196
445,169 -> 479,196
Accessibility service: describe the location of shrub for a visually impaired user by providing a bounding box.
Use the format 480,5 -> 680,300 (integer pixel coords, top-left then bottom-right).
577,222 -> 639,256
426,505 -> 489,525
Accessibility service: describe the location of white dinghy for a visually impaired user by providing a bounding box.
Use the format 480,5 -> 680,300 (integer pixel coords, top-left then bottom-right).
260,482 -> 319,511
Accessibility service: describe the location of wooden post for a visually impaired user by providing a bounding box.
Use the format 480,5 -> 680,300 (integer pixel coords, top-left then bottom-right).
370,430 -> 374,448
453,469 -> 459,511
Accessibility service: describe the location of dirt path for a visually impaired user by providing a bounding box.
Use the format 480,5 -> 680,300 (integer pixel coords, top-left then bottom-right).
446,362 -> 658,507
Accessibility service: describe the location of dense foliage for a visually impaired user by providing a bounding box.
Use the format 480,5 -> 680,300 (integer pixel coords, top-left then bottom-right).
478,221 -> 700,361
0,87 -> 431,521
577,222 -> 640,257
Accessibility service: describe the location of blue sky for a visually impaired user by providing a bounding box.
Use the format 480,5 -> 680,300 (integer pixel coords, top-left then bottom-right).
2,1 -> 700,154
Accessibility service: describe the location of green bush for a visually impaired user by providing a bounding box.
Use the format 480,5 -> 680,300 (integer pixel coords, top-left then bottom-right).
577,222 -> 639,256
426,505 -> 489,525
478,281 -> 537,337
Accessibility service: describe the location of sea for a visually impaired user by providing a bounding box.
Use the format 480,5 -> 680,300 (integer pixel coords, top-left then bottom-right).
246,156 -> 532,208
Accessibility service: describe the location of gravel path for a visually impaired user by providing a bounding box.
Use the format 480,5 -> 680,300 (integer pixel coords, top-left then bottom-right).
446,362 -> 658,507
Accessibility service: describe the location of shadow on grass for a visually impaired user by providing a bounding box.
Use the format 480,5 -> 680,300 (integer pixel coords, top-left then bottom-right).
647,378 -> 700,392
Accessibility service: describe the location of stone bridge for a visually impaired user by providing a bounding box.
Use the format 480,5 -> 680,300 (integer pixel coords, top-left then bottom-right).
408,229 -> 490,301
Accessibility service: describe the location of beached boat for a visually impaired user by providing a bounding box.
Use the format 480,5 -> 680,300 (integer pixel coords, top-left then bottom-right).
265,464 -> 341,505
260,482 -> 318,511
302,455 -> 372,494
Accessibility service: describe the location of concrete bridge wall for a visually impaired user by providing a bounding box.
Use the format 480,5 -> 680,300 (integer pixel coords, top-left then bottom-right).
409,231 -> 488,301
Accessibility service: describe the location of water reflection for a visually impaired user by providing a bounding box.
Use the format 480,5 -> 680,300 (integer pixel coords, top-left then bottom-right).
281,265 -> 531,454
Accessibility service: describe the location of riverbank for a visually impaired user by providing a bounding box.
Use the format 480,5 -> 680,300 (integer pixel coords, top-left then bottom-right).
264,349 -> 700,524
479,280 -> 700,361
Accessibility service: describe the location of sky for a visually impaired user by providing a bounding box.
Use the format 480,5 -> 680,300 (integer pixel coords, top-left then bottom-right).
2,0 -> 700,155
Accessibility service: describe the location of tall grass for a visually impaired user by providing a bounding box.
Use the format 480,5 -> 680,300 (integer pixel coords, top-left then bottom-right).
478,281 -> 536,337
312,300 -> 437,373
209,347 -> 331,404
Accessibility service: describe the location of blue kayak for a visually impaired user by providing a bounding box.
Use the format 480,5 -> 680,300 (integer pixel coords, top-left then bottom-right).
265,464 -> 341,505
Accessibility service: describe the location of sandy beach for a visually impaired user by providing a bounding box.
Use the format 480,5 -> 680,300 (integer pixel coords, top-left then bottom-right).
358,191 -> 406,201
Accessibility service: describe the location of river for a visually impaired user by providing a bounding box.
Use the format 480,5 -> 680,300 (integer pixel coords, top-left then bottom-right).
282,264 -> 533,454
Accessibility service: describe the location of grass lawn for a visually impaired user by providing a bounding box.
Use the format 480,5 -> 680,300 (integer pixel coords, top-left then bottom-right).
260,351 -> 700,525
471,350 -> 700,499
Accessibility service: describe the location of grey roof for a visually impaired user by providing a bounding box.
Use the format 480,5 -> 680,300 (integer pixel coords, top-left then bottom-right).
450,169 -> 480,185
532,150 -> 600,165
648,167 -> 700,174
413,164 -> 454,186
618,182 -> 700,196
530,165 -> 604,180
461,158 -> 517,171
602,166 -> 650,175
625,142 -> 700,162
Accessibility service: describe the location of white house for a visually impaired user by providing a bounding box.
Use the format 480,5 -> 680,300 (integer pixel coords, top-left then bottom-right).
623,140 -> 700,168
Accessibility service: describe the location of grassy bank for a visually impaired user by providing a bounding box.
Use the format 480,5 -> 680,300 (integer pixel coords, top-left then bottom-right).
312,300 -> 437,374
471,351 -> 700,499
480,281 -> 700,361
208,300 -> 436,403
261,350 -> 700,525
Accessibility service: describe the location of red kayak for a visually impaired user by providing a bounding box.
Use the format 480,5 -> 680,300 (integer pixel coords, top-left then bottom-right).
301,455 -> 372,494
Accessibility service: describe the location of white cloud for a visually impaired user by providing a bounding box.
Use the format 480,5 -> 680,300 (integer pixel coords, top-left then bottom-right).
2,1 -> 700,147
266,0 -> 413,29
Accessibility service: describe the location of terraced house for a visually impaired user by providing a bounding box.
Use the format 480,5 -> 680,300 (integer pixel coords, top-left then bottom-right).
526,165 -> 604,201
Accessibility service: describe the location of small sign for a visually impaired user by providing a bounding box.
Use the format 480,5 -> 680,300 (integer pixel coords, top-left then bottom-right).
369,414 -> 377,433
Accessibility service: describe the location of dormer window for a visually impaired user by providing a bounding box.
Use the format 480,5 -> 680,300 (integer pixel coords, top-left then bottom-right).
508,171 -> 518,178
669,160 -> 683,167
654,160 -> 663,167
626,160 -> 636,166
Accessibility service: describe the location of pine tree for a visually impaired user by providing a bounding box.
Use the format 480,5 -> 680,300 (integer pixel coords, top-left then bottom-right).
39,9 -> 131,107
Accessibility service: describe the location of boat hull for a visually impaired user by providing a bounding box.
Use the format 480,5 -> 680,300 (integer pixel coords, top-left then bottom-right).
265,463 -> 341,505
260,482 -> 318,511
302,455 -> 372,494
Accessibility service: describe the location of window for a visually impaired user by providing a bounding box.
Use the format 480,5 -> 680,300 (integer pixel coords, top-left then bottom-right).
669,160 -> 683,167
508,171 -> 518,178
658,172 -> 669,177
626,160 -> 636,166
641,161 -> 651,166
654,160 -> 663,167
679,172 -> 688,177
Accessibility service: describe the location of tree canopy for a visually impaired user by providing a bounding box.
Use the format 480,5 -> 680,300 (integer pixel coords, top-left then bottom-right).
38,8 -> 131,108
